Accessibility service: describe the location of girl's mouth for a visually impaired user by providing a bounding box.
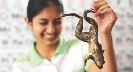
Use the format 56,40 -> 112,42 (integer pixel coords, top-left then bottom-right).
41,33 -> 57,40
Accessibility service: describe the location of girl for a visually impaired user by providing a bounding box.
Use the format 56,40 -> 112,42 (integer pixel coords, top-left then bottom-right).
13,0 -> 118,72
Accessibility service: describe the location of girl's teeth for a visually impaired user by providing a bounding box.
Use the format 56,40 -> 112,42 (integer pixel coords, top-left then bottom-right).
45,35 -> 54,38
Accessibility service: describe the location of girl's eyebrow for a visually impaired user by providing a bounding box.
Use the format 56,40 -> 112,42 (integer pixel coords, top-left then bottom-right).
55,17 -> 62,20
39,18 -> 47,21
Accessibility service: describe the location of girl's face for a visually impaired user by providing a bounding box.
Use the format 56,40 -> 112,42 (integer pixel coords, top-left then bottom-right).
26,5 -> 63,46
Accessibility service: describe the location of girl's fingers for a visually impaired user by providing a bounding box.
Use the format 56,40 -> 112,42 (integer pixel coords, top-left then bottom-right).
100,8 -> 113,14
91,0 -> 113,15
101,8 -> 117,22
95,0 -> 105,2
96,4 -> 110,15
91,0 -> 107,10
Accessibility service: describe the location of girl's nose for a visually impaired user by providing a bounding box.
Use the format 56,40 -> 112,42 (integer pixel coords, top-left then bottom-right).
46,23 -> 55,34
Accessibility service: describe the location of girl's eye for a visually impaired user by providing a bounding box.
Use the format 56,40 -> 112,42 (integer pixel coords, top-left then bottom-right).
54,21 -> 61,25
40,22 -> 48,25
54,17 -> 62,25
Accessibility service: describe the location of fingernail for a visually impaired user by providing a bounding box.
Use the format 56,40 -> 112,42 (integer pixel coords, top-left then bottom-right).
93,6 -> 96,9
96,12 -> 99,15
93,2 -> 96,5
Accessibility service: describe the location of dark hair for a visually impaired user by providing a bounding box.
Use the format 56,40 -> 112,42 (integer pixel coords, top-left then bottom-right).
27,0 -> 64,22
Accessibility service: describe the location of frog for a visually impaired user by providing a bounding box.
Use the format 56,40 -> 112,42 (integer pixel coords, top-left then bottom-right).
60,9 -> 105,69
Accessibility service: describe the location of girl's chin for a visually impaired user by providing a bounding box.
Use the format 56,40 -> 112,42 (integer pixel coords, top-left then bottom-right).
44,40 -> 58,46
43,37 -> 59,44
45,36 -> 58,41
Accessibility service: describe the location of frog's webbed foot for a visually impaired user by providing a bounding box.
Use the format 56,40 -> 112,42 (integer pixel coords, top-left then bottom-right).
84,54 -> 94,66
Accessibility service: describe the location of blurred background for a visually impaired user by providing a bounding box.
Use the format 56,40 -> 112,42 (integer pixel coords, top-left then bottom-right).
0,0 -> 133,72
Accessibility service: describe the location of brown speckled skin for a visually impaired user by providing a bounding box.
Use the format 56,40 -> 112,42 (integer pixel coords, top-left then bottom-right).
60,9 -> 105,69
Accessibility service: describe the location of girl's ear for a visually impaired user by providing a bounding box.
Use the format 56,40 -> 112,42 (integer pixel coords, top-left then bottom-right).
24,17 -> 33,30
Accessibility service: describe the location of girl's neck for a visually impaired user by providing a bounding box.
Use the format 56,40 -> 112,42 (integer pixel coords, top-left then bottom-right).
35,41 -> 59,61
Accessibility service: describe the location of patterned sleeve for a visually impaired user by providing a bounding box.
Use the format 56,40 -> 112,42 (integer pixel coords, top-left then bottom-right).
82,42 -> 94,71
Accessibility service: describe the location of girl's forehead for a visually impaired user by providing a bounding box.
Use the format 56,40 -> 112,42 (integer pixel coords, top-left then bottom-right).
35,5 -> 62,20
